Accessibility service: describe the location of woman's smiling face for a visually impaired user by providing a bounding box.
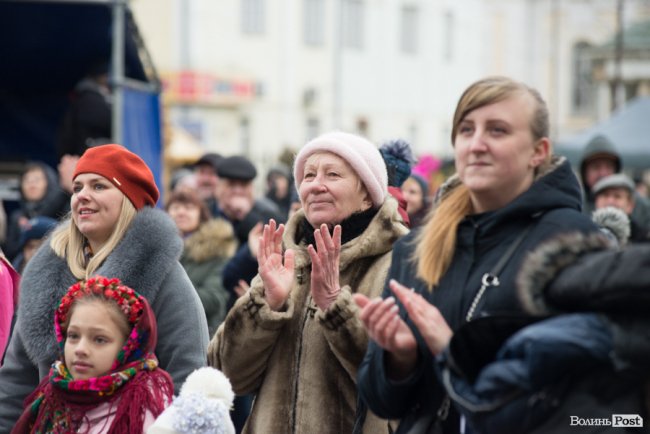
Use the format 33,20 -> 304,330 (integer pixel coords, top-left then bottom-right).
71,173 -> 125,250
298,152 -> 372,227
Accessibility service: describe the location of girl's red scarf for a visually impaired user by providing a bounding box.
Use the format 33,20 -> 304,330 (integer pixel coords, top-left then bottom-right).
12,277 -> 174,434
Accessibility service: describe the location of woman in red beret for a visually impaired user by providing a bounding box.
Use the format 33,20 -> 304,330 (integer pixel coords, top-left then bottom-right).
0,144 -> 210,431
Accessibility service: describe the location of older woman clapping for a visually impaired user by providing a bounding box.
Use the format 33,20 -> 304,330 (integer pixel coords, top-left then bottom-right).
208,131 -> 409,434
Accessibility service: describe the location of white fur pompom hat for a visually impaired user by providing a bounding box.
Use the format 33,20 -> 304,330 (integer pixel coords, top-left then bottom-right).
147,367 -> 236,434
293,131 -> 388,207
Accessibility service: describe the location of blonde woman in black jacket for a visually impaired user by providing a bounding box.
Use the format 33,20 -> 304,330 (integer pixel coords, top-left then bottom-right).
355,77 -> 600,434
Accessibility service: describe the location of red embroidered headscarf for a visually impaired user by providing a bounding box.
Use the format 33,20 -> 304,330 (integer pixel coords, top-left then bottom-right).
12,276 -> 174,434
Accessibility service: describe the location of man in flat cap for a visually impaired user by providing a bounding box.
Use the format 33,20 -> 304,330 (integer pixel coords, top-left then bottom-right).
215,155 -> 283,246
194,153 -> 222,216
594,173 -> 650,243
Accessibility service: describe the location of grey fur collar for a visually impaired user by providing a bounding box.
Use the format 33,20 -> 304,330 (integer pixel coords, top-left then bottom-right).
283,196 -> 409,270
17,207 -> 182,364
516,232 -> 611,316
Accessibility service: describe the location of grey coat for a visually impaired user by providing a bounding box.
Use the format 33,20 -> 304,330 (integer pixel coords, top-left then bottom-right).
0,208 -> 209,432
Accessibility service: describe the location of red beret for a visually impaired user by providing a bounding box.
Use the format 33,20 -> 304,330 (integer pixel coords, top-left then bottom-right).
73,144 -> 159,209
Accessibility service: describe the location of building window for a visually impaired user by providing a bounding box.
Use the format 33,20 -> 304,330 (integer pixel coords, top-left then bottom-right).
242,0 -> 265,35
572,41 -> 594,113
400,5 -> 419,54
306,117 -> 320,142
240,117 -> 251,154
342,0 -> 364,49
443,10 -> 454,62
303,0 -> 325,46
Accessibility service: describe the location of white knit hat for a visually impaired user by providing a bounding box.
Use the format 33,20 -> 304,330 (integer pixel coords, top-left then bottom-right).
293,131 -> 388,207
147,367 -> 235,434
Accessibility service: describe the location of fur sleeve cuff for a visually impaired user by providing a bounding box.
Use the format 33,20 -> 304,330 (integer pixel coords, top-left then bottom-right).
317,287 -> 356,331
517,232 -> 611,316
243,284 -> 294,330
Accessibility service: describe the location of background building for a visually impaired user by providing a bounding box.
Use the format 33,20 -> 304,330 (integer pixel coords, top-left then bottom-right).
130,0 -> 650,180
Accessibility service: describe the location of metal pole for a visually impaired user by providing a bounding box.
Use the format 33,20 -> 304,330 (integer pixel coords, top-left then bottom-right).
332,0 -> 342,129
613,0 -> 625,110
111,0 -> 126,144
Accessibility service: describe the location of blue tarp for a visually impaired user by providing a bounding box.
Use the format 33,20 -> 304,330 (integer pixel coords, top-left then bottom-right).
123,88 -> 163,194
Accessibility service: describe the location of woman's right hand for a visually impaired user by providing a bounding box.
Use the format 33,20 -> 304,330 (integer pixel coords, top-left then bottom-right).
353,291 -> 418,380
257,219 -> 295,311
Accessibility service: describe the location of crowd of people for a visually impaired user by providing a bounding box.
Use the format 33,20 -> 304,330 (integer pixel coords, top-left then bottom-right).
1,75 -> 650,434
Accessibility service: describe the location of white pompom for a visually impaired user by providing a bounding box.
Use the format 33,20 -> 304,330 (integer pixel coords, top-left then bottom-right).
179,367 -> 235,408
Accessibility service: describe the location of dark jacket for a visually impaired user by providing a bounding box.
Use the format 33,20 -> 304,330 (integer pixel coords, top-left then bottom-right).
3,163 -> 69,261
181,218 -> 237,335
357,157 -> 600,434
579,135 -> 622,215
439,313 -> 639,434
57,77 -> 112,158
0,208 -> 210,431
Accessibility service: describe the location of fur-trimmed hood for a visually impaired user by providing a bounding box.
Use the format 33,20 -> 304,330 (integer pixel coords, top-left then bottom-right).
283,196 -> 409,271
184,218 -> 237,263
17,207 -> 183,365
517,232 -> 614,316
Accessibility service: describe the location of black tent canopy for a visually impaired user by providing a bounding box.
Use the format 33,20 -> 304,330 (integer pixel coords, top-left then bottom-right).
555,97 -> 650,170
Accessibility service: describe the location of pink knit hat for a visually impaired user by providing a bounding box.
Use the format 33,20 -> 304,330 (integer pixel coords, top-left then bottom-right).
293,131 -> 388,207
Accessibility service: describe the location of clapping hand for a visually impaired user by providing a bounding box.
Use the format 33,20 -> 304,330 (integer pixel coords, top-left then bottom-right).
308,224 -> 342,311
389,280 -> 452,356
257,219 -> 295,311
354,279 -> 453,378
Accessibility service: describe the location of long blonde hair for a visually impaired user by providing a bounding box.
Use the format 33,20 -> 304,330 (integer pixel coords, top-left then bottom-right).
50,196 -> 137,279
415,76 -> 551,289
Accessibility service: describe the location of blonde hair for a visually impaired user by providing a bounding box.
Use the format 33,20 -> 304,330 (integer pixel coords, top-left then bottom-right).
415,76 -> 551,289
50,196 -> 137,279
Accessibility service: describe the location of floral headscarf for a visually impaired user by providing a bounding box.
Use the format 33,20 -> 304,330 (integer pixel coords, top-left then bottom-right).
13,276 -> 174,434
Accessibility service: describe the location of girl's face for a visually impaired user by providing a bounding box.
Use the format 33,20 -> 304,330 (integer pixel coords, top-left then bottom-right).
401,177 -> 424,215
167,201 -> 201,235
64,302 -> 128,380
71,173 -> 125,250
22,168 -> 48,202
454,93 -> 549,213
298,152 -> 372,227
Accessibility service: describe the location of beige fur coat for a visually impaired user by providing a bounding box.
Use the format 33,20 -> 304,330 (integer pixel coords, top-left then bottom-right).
208,197 -> 408,434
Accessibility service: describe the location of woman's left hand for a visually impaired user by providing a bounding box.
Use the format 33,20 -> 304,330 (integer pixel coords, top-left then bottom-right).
390,280 -> 453,356
309,224 -> 342,311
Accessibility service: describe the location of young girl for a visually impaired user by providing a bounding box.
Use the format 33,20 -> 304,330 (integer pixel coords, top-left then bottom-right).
12,276 -> 174,434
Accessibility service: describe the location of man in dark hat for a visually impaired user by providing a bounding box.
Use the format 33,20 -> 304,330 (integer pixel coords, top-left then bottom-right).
215,156 -> 283,245
194,153 -> 222,216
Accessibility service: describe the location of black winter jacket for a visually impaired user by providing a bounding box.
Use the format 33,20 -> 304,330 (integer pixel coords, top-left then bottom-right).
357,157 -> 600,434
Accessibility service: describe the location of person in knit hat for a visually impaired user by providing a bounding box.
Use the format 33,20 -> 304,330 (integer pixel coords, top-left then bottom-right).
208,130 -> 409,434
379,139 -> 416,227
401,173 -> 431,228
0,144 -> 210,431
148,367 -> 236,434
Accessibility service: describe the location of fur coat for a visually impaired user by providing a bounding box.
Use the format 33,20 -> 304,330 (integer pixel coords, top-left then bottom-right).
181,218 -> 237,334
0,208 -> 209,432
208,197 -> 409,434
